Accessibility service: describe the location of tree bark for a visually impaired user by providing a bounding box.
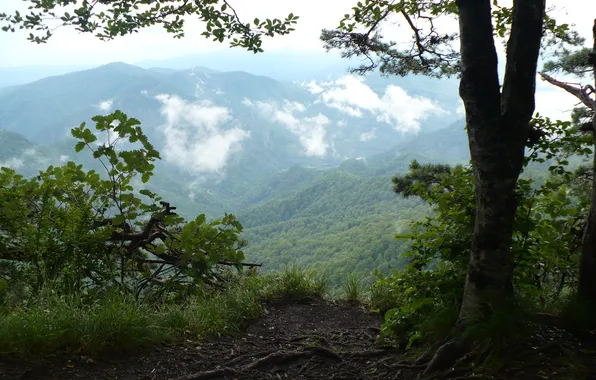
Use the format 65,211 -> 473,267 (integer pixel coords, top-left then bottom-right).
456,0 -> 545,321
578,19 -> 596,302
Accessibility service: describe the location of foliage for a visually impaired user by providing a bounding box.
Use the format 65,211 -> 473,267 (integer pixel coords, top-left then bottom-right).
0,110 -> 247,300
375,115 -> 592,348
259,264 -> 330,302
240,170 -> 427,284
543,47 -> 594,77
0,0 -> 299,53
342,272 -> 365,303
320,0 -> 578,77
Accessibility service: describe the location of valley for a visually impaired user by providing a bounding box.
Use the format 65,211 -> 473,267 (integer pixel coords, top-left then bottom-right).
0,62 -> 468,281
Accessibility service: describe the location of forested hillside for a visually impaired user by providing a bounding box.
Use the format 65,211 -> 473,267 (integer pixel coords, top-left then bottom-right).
0,108 -> 469,283
240,171 -> 427,282
2,1 -> 596,380
0,62 -> 470,283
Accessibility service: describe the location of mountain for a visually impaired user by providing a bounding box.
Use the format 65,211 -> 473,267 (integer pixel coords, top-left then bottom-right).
0,64 -> 95,89
136,50 -> 350,82
238,163 -> 429,283
0,62 -> 470,282
0,62 -> 462,198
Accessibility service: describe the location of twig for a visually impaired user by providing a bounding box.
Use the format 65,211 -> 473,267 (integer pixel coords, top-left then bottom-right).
176,347 -> 341,380
174,367 -> 238,380
224,350 -> 271,367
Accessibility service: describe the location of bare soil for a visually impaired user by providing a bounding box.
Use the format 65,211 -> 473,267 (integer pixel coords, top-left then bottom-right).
1,299 -> 595,380
0,299 -> 420,380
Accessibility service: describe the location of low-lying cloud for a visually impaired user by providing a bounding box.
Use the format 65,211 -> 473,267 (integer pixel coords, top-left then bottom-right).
360,129 -> 376,142
246,99 -> 330,157
304,75 -> 446,132
97,99 -> 113,112
156,94 -> 249,174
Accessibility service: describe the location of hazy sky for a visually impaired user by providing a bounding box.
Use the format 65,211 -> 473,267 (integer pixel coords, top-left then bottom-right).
0,0 -> 594,67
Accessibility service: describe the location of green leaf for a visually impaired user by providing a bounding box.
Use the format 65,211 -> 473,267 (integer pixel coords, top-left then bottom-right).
74,142 -> 86,152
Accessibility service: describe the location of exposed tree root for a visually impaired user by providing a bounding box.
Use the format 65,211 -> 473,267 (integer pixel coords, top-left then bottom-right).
223,350 -> 272,366
346,348 -> 401,357
175,346 -> 341,380
175,367 -> 238,380
421,339 -> 467,376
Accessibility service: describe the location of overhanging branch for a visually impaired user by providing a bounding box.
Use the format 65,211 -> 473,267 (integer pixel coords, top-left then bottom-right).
539,73 -> 596,111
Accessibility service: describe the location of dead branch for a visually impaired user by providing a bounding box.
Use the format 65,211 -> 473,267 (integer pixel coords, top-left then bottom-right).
2,200 -> 256,286
217,260 -> 262,267
539,72 -> 596,111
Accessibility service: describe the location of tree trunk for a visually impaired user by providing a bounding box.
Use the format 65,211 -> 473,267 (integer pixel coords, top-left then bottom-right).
456,0 -> 545,321
578,19 -> 596,302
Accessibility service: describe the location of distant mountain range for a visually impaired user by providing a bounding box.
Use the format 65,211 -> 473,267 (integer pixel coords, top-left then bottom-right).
0,61 -> 464,202
0,61 -> 469,277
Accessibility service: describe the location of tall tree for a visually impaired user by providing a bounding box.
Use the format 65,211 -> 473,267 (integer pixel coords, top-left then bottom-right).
321,0 -> 573,371
540,20 -> 596,302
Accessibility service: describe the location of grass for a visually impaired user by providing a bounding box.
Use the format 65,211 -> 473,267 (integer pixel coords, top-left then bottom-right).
0,265 -> 331,358
341,272 -> 365,303
260,263 -> 330,302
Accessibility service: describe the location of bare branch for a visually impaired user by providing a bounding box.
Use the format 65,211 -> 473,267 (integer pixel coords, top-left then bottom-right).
538,73 -> 596,111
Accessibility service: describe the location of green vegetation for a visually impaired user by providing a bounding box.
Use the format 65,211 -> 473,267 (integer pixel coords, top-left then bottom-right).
2,0 -> 596,378
0,266 -> 329,358
241,172 -> 426,283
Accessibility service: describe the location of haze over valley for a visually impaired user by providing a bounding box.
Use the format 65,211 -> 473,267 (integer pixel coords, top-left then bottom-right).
0,58 -> 472,279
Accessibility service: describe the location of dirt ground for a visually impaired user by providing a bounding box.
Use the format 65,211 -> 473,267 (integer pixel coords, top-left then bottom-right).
0,299 -> 420,380
2,299 -> 596,380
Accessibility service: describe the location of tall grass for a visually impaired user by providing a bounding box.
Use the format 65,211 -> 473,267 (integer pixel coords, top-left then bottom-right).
260,263 -> 330,301
342,272 -> 365,303
0,265 -> 330,358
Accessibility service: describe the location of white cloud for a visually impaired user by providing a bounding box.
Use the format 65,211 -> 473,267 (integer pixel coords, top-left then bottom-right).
305,75 -> 446,132
59,155 -> 69,163
156,94 -> 249,174
0,157 -> 24,169
360,129 -> 376,142
303,80 -> 324,94
188,191 -> 196,201
97,99 -> 113,112
250,99 -> 330,156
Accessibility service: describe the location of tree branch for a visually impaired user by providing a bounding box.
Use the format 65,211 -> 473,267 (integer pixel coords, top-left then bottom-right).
538,73 -> 596,111
456,0 -> 501,121
500,0 -> 546,125
401,10 -> 427,65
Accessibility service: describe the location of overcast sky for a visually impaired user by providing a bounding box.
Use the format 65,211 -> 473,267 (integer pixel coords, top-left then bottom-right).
0,0 -> 594,67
